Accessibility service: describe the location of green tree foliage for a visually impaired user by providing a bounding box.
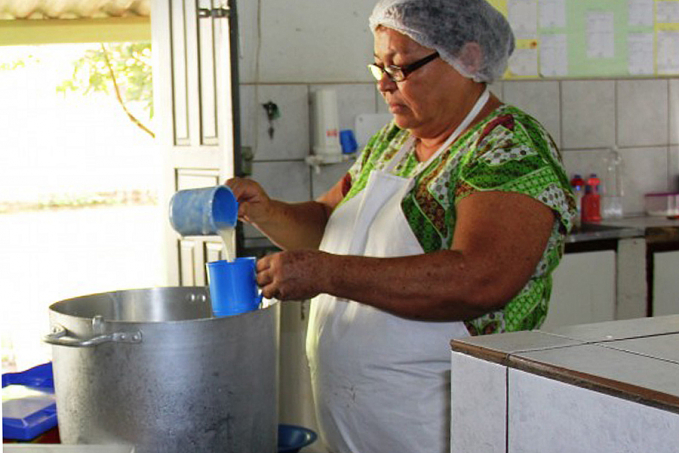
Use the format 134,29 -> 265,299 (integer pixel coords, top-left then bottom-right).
0,53 -> 39,71
0,59 -> 26,71
57,42 -> 154,137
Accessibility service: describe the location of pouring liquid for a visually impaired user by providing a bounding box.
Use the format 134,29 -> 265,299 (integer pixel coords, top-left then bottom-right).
218,228 -> 237,262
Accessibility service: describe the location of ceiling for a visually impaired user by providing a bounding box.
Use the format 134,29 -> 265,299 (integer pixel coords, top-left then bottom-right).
0,0 -> 150,20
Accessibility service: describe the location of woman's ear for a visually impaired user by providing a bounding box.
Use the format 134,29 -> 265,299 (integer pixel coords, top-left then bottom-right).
456,42 -> 483,76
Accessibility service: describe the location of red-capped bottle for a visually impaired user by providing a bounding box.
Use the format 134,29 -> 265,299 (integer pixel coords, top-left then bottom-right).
570,174 -> 585,220
582,174 -> 601,222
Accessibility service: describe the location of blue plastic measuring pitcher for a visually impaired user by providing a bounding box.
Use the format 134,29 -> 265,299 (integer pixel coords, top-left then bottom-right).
169,186 -> 238,236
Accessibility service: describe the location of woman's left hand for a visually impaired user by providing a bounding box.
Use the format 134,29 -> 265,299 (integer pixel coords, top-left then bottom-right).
256,250 -> 331,300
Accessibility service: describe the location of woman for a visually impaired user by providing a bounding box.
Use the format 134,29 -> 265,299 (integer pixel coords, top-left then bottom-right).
228,0 -> 575,451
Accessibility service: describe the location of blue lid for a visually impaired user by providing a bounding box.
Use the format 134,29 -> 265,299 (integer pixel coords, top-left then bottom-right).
278,424 -> 317,453
2,362 -> 58,441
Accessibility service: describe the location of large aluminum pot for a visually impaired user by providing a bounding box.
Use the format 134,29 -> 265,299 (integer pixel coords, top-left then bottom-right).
44,287 -> 279,453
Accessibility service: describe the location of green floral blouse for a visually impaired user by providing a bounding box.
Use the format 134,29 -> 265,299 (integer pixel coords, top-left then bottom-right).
342,104 -> 576,335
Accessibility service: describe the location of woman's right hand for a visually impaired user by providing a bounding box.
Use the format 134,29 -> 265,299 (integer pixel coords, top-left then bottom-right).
225,174 -> 342,251
225,177 -> 272,226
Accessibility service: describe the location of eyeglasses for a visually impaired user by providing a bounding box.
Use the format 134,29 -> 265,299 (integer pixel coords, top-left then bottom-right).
368,52 -> 440,82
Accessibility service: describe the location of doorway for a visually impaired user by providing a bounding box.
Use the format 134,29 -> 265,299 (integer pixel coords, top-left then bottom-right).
0,43 -> 165,372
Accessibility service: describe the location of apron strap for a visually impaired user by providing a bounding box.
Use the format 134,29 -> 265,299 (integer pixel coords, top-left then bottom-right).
384,87 -> 490,175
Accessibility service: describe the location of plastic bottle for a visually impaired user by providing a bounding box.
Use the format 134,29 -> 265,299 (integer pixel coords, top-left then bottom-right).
602,148 -> 624,219
570,174 -> 585,224
581,174 -> 602,222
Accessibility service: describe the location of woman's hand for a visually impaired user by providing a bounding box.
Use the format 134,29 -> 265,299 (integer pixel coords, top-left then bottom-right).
225,176 -> 340,251
225,177 -> 272,227
256,250 -> 332,300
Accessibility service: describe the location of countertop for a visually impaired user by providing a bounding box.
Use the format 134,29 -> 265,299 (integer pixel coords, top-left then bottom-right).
597,215 -> 679,230
567,215 -> 679,243
594,215 -> 679,244
242,215 -> 679,253
450,315 -> 679,414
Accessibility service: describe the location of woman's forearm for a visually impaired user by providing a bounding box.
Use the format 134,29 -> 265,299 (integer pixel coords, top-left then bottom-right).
318,195 -> 554,320
253,200 -> 330,251
256,192 -> 555,320
321,251 -> 502,321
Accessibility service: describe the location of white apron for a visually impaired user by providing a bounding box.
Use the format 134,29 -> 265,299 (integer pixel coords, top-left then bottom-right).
306,89 -> 490,453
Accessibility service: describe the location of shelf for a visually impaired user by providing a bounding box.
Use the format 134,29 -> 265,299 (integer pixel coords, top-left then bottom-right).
305,153 -> 355,173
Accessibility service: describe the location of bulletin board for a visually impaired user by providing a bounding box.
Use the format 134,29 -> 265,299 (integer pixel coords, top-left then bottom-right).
487,0 -> 679,78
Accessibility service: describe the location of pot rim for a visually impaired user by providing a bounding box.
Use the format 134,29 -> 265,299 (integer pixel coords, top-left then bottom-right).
48,286 -> 277,325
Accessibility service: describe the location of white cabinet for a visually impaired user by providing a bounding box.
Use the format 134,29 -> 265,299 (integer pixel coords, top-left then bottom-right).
451,325 -> 679,453
507,369 -> 679,453
653,250 -> 679,316
543,251 -> 616,329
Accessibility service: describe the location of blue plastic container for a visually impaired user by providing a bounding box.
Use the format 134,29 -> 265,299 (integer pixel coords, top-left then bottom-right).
207,257 -> 262,317
339,129 -> 358,154
2,362 -> 58,441
278,424 -> 317,453
169,186 -> 238,236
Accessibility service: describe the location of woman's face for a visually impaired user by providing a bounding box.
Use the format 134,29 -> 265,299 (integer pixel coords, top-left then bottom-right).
373,27 -> 473,139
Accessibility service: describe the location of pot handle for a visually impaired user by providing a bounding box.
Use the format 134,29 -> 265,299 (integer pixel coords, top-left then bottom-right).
43,325 -> 142,347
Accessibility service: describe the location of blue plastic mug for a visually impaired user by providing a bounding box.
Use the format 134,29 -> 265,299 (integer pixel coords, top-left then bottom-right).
206,257 -> 263,317
169,186 -> 238,236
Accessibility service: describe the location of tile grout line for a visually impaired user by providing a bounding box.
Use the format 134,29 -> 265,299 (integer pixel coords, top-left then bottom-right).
505,366 -> 509,453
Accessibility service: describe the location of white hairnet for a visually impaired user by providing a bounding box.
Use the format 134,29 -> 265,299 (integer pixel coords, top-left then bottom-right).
369,0 -> 515,83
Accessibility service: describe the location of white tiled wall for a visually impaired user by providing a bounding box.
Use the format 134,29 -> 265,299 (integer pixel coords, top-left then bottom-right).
240,84 -> 311,161
618,146 -> 672,214
311,160 -> 353,200
503,80 -> 561,147
670,79 -> 679,146
561,80 -> 617,149
238,0 -> 374,84
239,77 -> 679,241
671,146 -> 679,189
235,0 -> 679,243
616,80 -> 668,147
310,84 -> 380,131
